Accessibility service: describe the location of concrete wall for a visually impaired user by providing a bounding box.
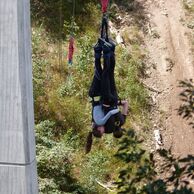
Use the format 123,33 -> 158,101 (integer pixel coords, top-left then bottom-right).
0,0 -> 38,193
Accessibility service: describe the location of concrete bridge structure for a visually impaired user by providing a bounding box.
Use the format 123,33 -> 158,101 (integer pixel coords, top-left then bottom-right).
0,0 -> 38,193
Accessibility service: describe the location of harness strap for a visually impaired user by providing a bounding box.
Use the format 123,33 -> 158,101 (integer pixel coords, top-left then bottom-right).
93,96 -> 101,102
90,96 -> 101,104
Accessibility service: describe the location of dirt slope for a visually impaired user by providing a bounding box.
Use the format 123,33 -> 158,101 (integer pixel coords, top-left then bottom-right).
142,0 -> 194,157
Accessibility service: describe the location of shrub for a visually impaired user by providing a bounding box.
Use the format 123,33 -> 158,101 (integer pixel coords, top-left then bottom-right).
115,129 -> 194,194
36,120 -> 87,193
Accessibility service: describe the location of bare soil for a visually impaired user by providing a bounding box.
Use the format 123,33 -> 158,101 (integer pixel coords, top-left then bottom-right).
141,0 -> 194,157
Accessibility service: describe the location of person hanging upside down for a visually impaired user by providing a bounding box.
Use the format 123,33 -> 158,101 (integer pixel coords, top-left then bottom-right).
85,37 -> 129,154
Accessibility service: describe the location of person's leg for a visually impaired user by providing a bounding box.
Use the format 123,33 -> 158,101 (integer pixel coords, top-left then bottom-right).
94,42 -> 103,78
101,43 -> 118,106
88,75 -> 101,97
101,45 -> 114,104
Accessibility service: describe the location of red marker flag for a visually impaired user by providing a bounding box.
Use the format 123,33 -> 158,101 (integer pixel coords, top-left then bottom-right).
68,36 -> 74,65
101,0 -> 109,13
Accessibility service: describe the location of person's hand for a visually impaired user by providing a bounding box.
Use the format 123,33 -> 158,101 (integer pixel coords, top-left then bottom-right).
118,99 -> 127,105
121,100 -> 128,105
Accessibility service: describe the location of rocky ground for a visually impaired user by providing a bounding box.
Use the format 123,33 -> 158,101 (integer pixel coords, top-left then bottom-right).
142,0 -> 194,157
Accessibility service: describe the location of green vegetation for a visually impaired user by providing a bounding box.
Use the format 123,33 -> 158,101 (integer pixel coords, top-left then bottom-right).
31,1 -> 149,193
115,128 -> 194,194
32,26 -> 148,193
31,0 -> 194,193
183,0 -> 194,12
178,79 -> 194,128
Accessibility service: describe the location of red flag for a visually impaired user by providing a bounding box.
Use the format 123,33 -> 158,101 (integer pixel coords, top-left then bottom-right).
101,0 -> 109,13
68,36 -> 74,65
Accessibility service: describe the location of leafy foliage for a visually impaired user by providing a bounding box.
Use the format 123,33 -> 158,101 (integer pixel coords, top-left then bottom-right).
32,26 -> 48,103
76,35 -> 94,73
115,130 -> 194,194
115,44 -> 149,116
36,120 -> 86,193
115,77 -> 194,193
115,129 -> 156,194
178,79 -> 194,127
31,1 -> 194,194
31,0 -> 100,38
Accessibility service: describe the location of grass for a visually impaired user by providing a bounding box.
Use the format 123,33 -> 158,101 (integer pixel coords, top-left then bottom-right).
183,0 -> 194,75
32,7 -> 150,193
183,0 -> 194,12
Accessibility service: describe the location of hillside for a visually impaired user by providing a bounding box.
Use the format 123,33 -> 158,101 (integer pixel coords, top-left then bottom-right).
31,0 -> 194,193
143,0 -> 194,157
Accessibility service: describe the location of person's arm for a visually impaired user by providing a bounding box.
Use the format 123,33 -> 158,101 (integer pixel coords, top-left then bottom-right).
93,105 -> 119,126
118,100 -> 129,115
116,100 -> 128,126
120,100 -> 128,116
